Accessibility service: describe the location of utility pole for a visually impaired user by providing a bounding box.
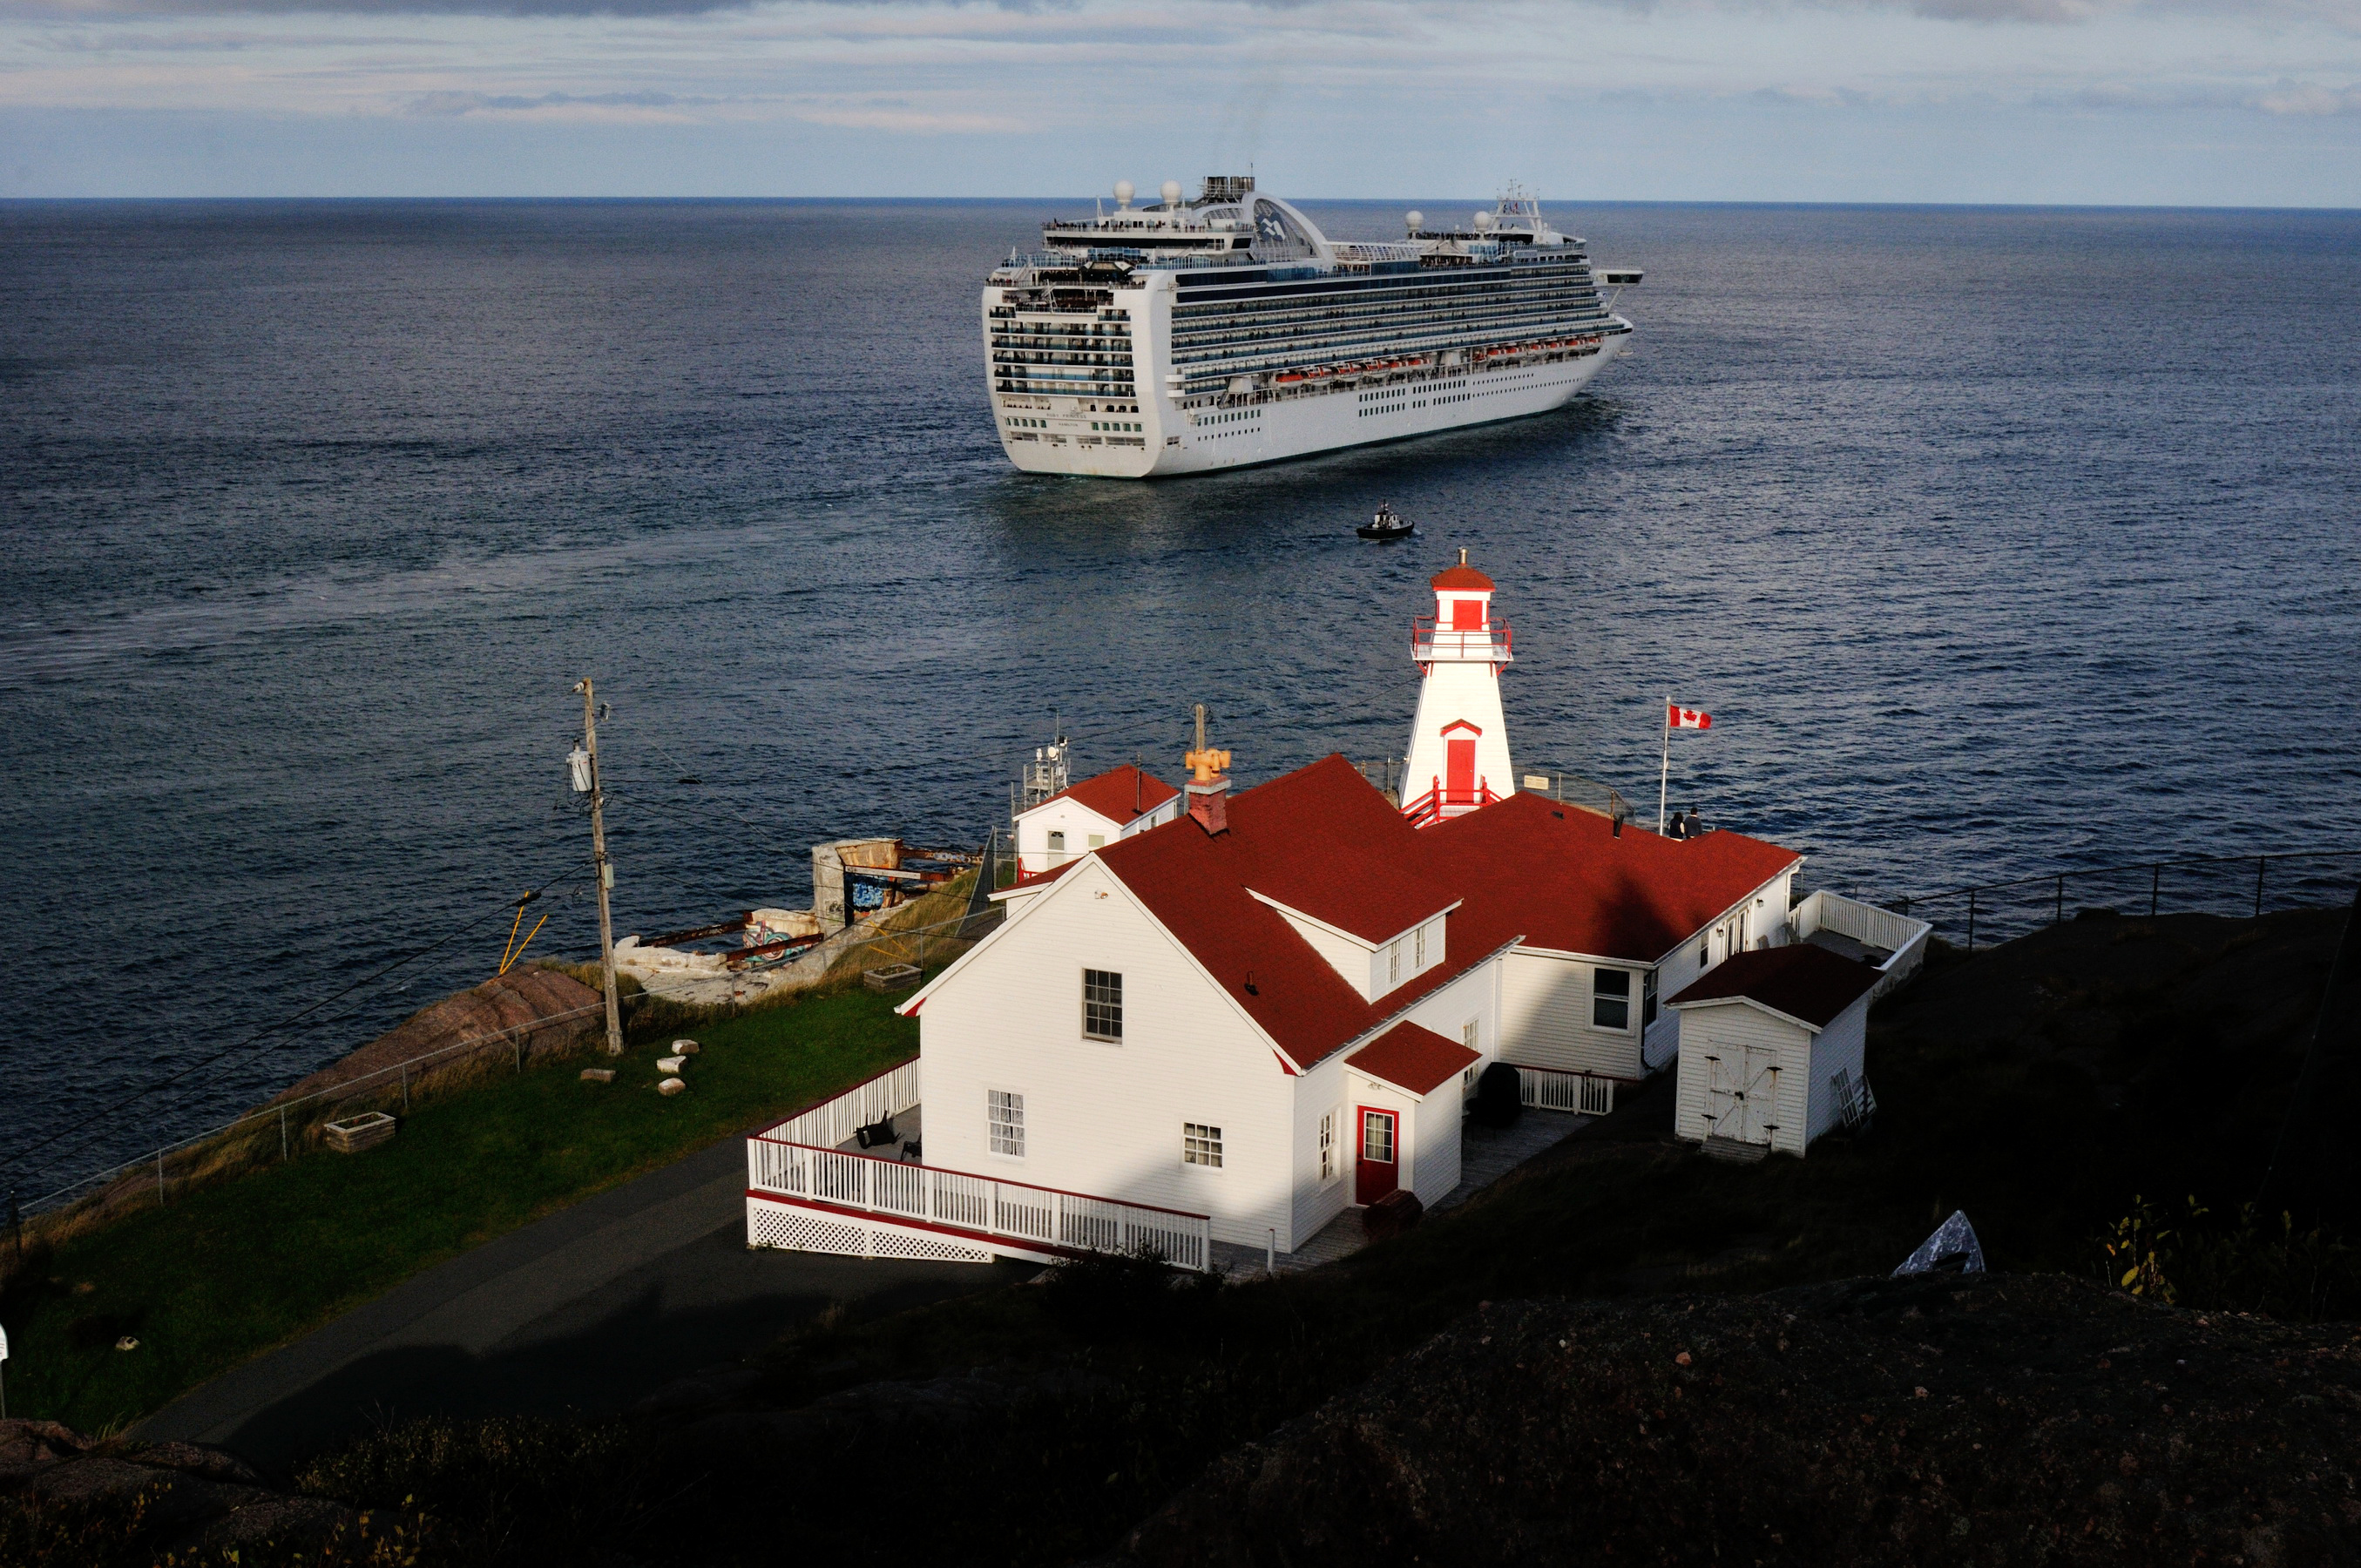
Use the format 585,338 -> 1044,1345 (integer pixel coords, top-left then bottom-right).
572,678 -> 625,1057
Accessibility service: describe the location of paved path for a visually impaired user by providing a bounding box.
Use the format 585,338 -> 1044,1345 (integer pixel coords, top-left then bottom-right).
137,1133 -> 1028,1475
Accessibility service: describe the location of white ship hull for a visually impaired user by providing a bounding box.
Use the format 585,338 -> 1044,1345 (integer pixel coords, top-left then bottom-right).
996,342 -> 1626,479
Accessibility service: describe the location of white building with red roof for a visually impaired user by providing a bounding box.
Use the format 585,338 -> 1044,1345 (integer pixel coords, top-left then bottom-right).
1011,762 -> 1183,877
742,561 -> 1925,1268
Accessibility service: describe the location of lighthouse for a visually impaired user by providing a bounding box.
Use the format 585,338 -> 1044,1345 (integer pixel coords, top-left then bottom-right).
1402,549 -> 1515,824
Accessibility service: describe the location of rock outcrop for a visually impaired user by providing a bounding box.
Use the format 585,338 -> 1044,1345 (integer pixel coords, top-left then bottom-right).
271,964 -> 603,1105
0,1418 -> 364,1555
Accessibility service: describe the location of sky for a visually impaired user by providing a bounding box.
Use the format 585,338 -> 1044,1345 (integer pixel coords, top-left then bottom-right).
0,0 -> 2357,202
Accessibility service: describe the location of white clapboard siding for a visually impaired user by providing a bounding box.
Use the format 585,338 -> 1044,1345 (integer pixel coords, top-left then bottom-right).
1290,1051 -> 1355,1247
1803,1000 -> 1869,1145
1672,1004 -> 1813,1154
1410,1071 -> 1465,1202
918,857 -> 1296,1250
1498,950 -> 1644,1079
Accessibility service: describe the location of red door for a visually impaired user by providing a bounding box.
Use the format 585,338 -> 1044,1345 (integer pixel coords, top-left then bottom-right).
1444,738 -> 1476,804
1449,596 -> 1483,630
1356,1108 -> 1399,1204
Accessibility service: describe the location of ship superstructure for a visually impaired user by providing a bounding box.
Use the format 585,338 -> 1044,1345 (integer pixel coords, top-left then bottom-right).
983,178 -> 1641,478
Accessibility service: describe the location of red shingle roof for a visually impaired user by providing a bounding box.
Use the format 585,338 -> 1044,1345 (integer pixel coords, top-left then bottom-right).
1032,765 -> 1180,828
1666,944 -> 1880,1029
1419,793 -> 1801,963
1431,563 -> 1495,591
1096,757 -> 1484,1071
1086,755 -> 1803,1072
1347,1022 -> 1480,1098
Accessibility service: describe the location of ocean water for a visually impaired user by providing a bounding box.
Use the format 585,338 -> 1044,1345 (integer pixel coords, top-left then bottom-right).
3,198 -> 2358,1200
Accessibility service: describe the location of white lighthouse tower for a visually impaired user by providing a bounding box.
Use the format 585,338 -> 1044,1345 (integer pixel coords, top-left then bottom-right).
1403,550 -> 1515,824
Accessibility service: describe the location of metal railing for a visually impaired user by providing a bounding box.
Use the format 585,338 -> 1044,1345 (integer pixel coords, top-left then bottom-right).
747,1137 -> 1212,1272
1516,1064 -> 1618,1116
1887,848 -> 2361,953
1411,618 -> 1512,662
1402,781 -> 1503,828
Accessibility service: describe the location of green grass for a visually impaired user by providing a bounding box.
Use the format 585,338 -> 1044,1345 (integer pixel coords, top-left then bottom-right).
0,984 -> 918,1433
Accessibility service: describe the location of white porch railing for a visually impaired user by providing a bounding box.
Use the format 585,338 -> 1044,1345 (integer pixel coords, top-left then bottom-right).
747,1138 -> 1213,1273
1516,1064 -> 1617,1116
1793,890 -> 1933,999
765,1058 -> 921,1150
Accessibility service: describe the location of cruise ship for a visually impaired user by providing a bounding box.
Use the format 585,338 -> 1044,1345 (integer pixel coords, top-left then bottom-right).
983,178 -> 1640,478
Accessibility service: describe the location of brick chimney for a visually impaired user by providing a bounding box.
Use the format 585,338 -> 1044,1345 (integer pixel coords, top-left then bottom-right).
1184,702 -> 1231,836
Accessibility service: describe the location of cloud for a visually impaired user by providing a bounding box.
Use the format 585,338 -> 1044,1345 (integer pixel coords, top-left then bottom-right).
407,86 -> 714,110
2255,78 -> 2361,109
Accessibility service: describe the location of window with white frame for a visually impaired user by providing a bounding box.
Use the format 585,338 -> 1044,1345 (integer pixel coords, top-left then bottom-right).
1047,829 -> 1065,858
988,1090 -> 1025,1157
1318,1112 -> 1337,1183
1388,940 -> 1402,986
1087,833 -> 1106,849
1643,968 -> 1661,1027
1462,1017 -> 1478,1053
1413,923 -> 1427,969
1595,968 -> 1634,1029
1083,969 -> 1122,1041
1593,968 -> 1632,1030
1183,1122 -> 1224,1168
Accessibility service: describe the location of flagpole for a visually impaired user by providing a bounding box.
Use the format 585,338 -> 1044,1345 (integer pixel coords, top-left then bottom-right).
1657,694 -> 1672,835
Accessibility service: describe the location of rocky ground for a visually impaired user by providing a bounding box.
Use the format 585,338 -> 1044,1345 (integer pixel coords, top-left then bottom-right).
1109,1272 -> 2361,1567
0,1417 -> 384,1564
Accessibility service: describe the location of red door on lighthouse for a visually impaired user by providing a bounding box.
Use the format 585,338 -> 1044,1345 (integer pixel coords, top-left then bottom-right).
1356,1108 -> 1399,1204
1444,737 -> 1476,804
1449,596 -> 1484,630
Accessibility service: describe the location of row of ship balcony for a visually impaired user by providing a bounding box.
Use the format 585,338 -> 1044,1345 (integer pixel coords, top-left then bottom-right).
1171,304 -> 1611,355
990,333 -> 1133,348
1170,307 -> 1614,363
1168,331 -> 1615,394
992,240 -> 1582,276
1171,293 -> 1614,344
996,374 -> 1137,393
991,351 -> 1133,366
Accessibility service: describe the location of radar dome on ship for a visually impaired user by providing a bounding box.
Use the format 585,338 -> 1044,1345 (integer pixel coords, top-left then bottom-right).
1161,179 -> 1184,206
1472,211 -> 1494,231
1405,210 -> 1424,232
1114,179 -> 1134,208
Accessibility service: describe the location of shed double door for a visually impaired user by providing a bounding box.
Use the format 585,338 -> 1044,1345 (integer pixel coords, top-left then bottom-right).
1701,1045 -> 1781,1146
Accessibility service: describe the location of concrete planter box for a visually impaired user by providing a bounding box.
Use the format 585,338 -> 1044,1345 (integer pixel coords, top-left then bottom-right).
863,963 -> 922,992
322,1112 -> 397,1154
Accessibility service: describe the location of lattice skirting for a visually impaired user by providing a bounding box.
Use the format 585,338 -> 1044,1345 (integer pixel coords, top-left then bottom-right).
748,1197 -> 996,1264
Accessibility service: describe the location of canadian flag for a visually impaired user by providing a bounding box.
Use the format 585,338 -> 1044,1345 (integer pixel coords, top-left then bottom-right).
1669,705 -> 1712,730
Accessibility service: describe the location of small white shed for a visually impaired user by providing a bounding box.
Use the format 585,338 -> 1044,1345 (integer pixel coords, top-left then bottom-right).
1011,765 -> 1183,877
1667,945 -> 1882,1159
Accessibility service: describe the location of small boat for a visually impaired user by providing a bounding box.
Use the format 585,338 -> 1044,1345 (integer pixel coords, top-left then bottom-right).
1357,504 -> 1415,541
